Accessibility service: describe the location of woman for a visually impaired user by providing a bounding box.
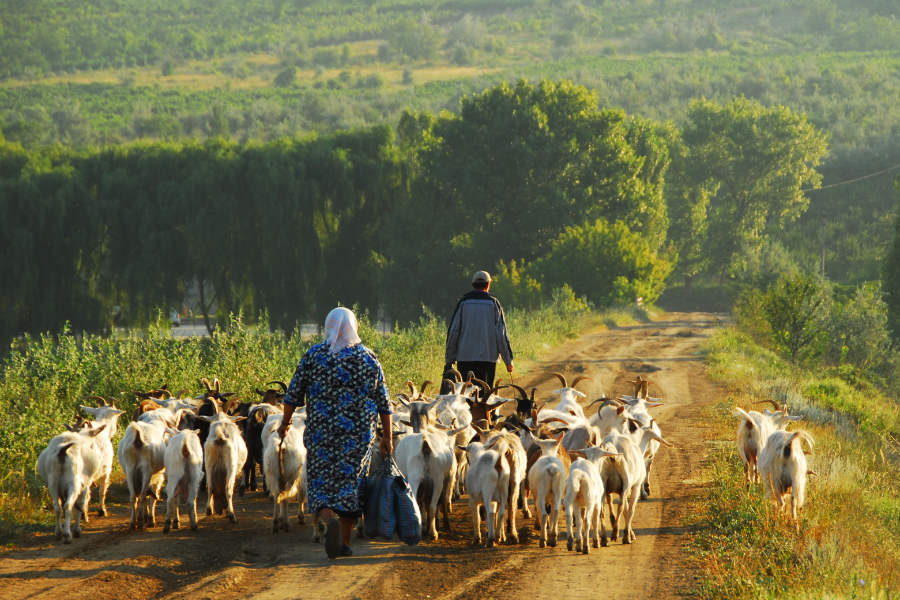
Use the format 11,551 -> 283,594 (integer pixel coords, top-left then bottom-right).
278,307 -> 392,559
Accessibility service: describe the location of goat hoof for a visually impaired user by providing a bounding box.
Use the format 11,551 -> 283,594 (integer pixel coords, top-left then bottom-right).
173,520 -> 180,529
73,529 -> 81,538
623,537 -> 631,545
582,544 -> 589,555
190,523 -> 198,531
593,539 -> 599,548
539,539 -> 545,548
163,520 -> 171,534
575,542 -> 582,553
228,513 -> 237,523
298,515 -> 305,525
548,535 -> 557,547
98,508 -> 107,517
601,538 -> 608,547
567,539 -> 573,551
63,536 -> 72,544
272,521 -> 279,534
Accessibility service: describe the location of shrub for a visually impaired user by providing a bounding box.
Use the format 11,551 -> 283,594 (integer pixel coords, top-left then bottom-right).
827,281 -> 892,372
761,272 -> 831,363
273,66 -> 297,87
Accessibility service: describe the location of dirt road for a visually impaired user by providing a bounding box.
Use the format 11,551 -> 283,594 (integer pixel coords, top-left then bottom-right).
1,312 -> 724,600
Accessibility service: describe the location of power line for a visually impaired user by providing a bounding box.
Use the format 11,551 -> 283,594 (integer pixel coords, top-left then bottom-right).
803,161 -> 900,192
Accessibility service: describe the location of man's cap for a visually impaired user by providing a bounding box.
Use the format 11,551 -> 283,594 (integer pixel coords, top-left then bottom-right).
472,270 -> 492,284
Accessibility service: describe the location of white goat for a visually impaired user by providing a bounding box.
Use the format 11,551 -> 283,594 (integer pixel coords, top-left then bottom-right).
527,437 -> 567,548
462,440 -> 510,547
262,413 -> 307,534
199,408 -> 247,522
395,425 -> 459,541
117,419 -> 169,529
758,429 -> 814,532
482,428 -> 527,543
596,432 -> 646,545
735,401 -> 801,484
78,397 -> 124,516
563,455 -> 602,554
36,424 -> 108,543
162,428 -> 203,533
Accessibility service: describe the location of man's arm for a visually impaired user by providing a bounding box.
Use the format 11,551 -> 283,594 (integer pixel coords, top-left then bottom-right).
445,301 -> 463,365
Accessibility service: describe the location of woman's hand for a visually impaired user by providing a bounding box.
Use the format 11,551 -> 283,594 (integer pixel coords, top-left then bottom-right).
277,421 -> 291,439
379,433 -> 393,457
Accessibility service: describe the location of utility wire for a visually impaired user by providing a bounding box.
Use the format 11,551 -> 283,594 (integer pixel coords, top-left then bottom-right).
803,161 -> 900,192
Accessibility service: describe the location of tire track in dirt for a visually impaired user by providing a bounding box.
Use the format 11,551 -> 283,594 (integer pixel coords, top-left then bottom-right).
0,313 -> 724,600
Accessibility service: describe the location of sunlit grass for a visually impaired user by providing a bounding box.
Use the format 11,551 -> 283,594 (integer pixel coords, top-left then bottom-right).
691,327 -> 900,598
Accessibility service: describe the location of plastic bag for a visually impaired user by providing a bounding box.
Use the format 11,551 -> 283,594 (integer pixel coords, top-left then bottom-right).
363,456 -> 397,539
390,457 -> 422,546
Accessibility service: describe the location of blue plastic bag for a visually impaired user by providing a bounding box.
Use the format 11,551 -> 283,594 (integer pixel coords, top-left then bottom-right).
363,457 -> 396,539
390,457 -> 421,546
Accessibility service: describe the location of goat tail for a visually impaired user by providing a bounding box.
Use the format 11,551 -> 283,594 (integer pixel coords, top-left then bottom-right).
788,430 -> 814,455
133,427 -> 144,449
277,439 -> 287,493
57,442 -> 75,463
182,439 -> 192,460
421,436 -> 432,458
733,407 -> 754,427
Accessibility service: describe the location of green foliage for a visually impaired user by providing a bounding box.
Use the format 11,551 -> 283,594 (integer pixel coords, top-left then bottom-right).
886,189 -> 900,340
761,272 -> 831,363
273,66 -> 297,87
387,17 -> 440,61
826,282 -> 893,372
679,97 -> 829,279
530,219 -> 673,306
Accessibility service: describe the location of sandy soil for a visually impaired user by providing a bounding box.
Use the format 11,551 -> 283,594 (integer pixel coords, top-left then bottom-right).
0,312 -> 725,600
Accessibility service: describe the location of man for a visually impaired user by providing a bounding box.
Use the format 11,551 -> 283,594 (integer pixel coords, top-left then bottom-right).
443,270 -> 514,395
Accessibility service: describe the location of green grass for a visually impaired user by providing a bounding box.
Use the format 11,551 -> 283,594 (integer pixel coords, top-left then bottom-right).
691,327 -> 900,598
0,291 -> 631,545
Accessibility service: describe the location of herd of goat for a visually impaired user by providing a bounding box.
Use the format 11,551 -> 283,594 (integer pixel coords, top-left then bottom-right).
35,370 -> 813,548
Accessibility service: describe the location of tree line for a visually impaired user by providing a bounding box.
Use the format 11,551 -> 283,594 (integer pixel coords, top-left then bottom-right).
0,79 -> 839,350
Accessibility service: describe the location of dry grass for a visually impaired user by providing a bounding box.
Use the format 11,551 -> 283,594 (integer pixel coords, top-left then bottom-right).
689,328 -> 900,598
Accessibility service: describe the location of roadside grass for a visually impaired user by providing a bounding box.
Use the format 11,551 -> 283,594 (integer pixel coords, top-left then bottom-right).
691,327 -> 899,598
0,291 -> 642,546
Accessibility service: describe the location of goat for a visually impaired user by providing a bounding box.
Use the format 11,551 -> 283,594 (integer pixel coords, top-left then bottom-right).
198,403 -> 247,522
547,372 -> 591,420
261,413 -> 307,534
162,428 -> 203,533
758,429 -> 814,532
461,440 -> 510,547
77,396 -> 124,516
36,424 -> 108,543
481,427 -> 528,543
394,425 -> 460,541
243,401 -> 284,493
562,454 -> 602,554
117,418 -> 169,529
735,401 -> 801,485
593,432 -> 646,545
527,436 -> 568,548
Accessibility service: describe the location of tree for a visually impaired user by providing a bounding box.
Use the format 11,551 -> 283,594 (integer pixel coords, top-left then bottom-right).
530,218 -> 673,306
681,98 -> 829,279
762,272 -> 830,363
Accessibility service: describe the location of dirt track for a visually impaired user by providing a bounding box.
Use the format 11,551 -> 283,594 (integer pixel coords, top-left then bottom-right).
0,312 -> 725,600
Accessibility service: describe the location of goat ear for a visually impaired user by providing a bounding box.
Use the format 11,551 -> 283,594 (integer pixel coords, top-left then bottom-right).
86,423 -> 107,437
568,450 -> 586,460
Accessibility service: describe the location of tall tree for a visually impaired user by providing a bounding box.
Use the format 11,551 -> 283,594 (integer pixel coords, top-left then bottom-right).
885,179 -> 900,340
681,98 -> 829,279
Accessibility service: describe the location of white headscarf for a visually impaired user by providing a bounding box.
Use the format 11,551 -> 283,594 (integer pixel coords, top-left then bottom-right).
323,307 -> 362,354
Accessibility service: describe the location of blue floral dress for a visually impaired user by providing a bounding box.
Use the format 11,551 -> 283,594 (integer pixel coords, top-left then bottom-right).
284,342 -> 391,516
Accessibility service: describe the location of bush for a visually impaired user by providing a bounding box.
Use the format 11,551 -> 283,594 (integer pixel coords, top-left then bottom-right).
826,282 -> 892,372
761,272 -> 831,363
273,66 -> 297,87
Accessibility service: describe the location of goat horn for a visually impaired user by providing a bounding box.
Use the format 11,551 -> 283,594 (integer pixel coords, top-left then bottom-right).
756,399 -> 781,410
550,372 -> 568,388
405,380 -> 416,396
505,384 -> 529,400
587,396 -> 609,407
461,381 -> 472,394
465,371 -> 476,382
200,377 -> 212,392
442,378 -> 456,392
87,395 -> 107,406
255,388 -> 266,396
267,380 -> 289,393
419,380 -> 432,394
450,368 -> 463,383
570,375 -> 590,389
